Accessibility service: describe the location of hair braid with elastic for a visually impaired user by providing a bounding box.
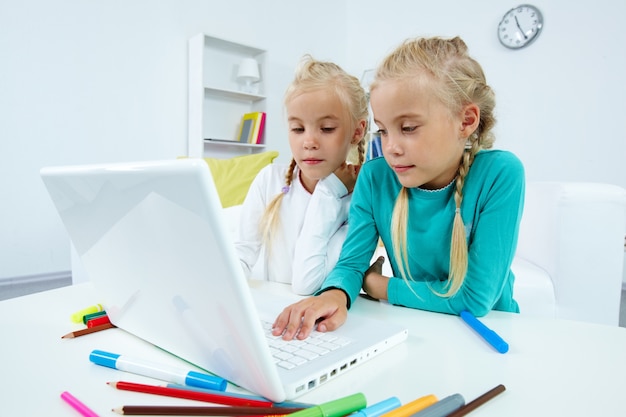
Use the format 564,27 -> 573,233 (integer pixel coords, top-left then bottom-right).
259,158 -> 297,250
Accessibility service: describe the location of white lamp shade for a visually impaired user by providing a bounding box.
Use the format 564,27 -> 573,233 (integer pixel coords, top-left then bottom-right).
237,58 -> 260,82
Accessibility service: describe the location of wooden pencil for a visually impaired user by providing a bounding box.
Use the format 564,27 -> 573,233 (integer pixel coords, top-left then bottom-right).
446,384 -> 506,417
108,381 -> 274,407
112,405 -> 304,415
61,322 -> 116,339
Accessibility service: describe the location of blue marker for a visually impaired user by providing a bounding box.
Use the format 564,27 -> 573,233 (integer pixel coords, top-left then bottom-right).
460,311 -> 509,353
410,394 -> 465,417
89,349 -> 227,391
351,397 -> 401,417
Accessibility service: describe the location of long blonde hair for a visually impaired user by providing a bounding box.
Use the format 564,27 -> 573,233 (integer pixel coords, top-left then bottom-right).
374,36 -> 496,297
259,55 -> 368,247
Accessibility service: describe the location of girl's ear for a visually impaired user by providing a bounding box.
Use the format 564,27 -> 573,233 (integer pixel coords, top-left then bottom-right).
352,119 -> 367,144
460,103 -> 480,138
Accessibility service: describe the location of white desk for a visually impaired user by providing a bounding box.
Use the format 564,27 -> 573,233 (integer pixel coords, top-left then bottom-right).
2,282 -> 625,416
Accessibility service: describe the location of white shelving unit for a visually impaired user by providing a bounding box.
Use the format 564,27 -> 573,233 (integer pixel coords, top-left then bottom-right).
188,33 -> 267,158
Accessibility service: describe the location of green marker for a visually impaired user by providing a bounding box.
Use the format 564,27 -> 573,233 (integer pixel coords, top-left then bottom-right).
288,393 -> 366,417
82,310 -> 107,324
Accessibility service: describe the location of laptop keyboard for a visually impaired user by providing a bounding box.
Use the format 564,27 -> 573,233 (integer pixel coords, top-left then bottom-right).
261,321 -> 352,370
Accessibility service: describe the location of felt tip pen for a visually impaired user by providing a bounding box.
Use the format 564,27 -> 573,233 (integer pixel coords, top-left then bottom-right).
89,349 -> 227,391
460,311 -> 509,353
82,310 -> 107,324
71,304 -> 104,323
410,394 -> 465,417
87,314 -> 111,328
381,395 -> 438,417
352,397 -> 401,417
60,391 -> 99,417
287,393 -> 367,417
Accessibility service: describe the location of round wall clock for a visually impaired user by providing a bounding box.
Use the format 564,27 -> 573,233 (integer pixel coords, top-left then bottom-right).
497,4 -> 544,49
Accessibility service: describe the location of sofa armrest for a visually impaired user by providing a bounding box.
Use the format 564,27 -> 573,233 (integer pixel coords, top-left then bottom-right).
516,182 -> 626,325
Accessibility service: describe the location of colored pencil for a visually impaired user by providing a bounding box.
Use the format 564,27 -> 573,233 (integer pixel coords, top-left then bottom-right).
445,384 -> 506,417
111,405 -> 304,415
60,391 -> 99,417
164,384 -> 314,408
108,381 -> 273,407
61,322 -> 116,339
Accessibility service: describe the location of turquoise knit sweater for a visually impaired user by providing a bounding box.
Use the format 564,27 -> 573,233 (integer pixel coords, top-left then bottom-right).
318,150 -> 524,316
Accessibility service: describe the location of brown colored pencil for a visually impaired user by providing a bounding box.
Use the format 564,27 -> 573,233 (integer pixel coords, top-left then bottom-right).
112,405 -> 304,415
61,322 -> 116,339
446,384 -> 506,417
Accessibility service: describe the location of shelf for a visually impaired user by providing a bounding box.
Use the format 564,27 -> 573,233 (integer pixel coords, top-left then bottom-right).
204,86 -> 266,102
204,139 -> 265,148
188,33 -> 267,158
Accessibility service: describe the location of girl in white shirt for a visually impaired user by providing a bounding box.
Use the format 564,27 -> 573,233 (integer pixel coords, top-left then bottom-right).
235,55 -> 368,295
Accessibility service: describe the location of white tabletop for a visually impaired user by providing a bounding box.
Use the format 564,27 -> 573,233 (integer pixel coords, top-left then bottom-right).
1,282 -> 625,416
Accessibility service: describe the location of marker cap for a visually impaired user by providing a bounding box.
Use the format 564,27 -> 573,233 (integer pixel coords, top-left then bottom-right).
353,397 -> 401,417
291,393 -> 367,417
89,349 -> 119,369
71,303 -> 104,323
412,394 -> 465,417
87,315 -> 111,328
185,371 -> 227,391
82,310 -> 107,324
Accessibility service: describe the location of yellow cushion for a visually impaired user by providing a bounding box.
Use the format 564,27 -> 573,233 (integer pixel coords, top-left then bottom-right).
203,151 -> 279,208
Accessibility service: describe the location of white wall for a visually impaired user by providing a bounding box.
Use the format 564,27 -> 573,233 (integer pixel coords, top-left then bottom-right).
0,0 -> 347,279
344,0 -> 626,186
1,0 -> 625,280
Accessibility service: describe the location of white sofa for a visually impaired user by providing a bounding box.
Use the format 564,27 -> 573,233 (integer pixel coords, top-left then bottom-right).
511,182 -> 626,325
71,181 -> 626,326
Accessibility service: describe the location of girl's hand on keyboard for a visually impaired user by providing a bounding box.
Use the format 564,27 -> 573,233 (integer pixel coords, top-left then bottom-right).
272,290 -> 348,341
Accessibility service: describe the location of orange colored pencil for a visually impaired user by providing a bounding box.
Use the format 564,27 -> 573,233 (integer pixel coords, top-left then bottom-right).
61,322 -> 116,339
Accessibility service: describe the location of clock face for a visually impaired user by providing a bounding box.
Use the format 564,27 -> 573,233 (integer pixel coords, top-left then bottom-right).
498,4 -> 543,49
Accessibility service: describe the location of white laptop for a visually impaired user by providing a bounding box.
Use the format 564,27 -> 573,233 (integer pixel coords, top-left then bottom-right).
40,158 -> 408,402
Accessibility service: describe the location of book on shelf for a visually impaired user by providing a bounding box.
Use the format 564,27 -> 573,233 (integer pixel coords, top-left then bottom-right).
236,112 -> 266,145
251,111 -> 266,144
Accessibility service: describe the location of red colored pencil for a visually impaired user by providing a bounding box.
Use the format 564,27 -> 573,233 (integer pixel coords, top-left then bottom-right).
107,381 -> 273,407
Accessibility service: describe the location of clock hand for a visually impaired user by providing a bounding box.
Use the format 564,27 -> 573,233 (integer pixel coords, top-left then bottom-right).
514,16 -> 528,39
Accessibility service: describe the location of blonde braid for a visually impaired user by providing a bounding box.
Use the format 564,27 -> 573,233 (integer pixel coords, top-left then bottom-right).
260,158 -> 297,251
444,139 -> 480,296
391,188 -> 410,282
357,139 -> 365,165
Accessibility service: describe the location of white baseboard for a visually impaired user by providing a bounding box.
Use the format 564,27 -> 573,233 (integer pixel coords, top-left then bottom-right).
0,271 -> 71,301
